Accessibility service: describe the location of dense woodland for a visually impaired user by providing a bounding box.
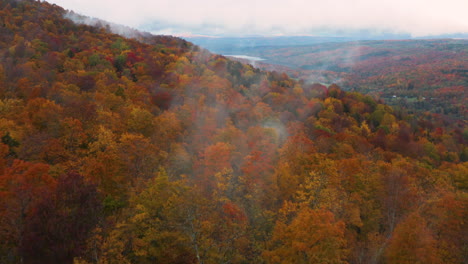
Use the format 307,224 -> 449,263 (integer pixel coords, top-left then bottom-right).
0,0 -> 467,263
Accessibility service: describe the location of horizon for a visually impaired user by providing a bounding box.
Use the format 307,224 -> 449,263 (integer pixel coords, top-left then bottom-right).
45,0 -> 468,39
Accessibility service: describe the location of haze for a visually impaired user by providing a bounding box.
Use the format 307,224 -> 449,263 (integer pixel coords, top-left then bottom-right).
46,0 -> 468,37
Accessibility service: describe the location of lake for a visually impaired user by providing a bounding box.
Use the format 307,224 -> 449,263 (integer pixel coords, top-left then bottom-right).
224,55 -> 265,61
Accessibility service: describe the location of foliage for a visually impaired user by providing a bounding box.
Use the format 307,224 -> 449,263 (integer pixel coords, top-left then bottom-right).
0,1 -> 466,263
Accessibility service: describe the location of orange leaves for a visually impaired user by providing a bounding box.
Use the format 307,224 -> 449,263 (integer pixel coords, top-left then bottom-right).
201,142 -> 234,174
265,206 -> 347,264
385,212 -> 441,264
241,150 -> 273,180
25,97 -> 63,133
196,142 -> 234,193
422,192 -> 467,263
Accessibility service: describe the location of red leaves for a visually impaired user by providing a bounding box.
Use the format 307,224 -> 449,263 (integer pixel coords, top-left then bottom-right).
151,91 -> 173,110
0,159 -> 55,200
126,51 -> 143,65
0,160 -> 55,262
222,202 -> 247,223
21,172 -> 101,264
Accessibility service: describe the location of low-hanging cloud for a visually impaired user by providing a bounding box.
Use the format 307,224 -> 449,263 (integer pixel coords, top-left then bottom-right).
47,0 -> 468,37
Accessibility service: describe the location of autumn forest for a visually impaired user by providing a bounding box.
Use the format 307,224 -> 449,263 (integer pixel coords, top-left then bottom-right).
0,0 -> 466,263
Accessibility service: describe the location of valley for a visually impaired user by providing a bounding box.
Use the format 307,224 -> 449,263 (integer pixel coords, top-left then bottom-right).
190,37 -> 468,119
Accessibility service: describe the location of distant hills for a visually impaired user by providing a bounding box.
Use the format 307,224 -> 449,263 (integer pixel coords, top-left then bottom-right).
189,37 -> 468,119
186,34 -> 468,54
186,36 -> 356,53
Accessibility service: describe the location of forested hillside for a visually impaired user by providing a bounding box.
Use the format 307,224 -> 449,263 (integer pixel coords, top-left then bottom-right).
0,1 -> 466,263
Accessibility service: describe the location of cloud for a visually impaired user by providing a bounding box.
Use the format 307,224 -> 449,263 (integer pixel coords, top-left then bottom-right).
46,0 -> 468,37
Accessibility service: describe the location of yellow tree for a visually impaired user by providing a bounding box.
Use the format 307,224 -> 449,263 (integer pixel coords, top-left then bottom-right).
99,172 -> 194,264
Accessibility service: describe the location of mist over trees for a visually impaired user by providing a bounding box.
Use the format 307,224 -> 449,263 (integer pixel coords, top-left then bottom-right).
0,0 -> 466,263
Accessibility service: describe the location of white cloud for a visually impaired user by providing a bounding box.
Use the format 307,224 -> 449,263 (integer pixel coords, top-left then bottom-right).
46,0 -> 468,37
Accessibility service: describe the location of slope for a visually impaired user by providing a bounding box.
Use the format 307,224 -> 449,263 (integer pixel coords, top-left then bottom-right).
0,0 -> 466,263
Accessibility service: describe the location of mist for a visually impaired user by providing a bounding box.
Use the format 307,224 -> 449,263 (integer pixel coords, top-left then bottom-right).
46,0 -> 468,37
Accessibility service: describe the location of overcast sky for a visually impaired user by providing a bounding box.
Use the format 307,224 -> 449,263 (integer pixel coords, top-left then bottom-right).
46,0 -> 468,37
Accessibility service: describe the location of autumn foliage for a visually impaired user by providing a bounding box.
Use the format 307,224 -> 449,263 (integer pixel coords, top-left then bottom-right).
0,0 -> 466,263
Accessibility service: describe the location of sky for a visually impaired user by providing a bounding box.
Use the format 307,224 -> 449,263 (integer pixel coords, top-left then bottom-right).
46,0 -> 468,37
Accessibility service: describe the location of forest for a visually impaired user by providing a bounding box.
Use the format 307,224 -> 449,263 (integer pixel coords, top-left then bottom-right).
0,0 -> 466,263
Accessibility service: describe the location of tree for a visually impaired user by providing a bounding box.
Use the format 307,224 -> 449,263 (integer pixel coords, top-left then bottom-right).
385,212 -> 441,264
118,133 -> 161,181
423,191 -> 467,263
264,205 -> 347,264
21,172 -> 102,264
0,160 -> 54,263
379,159 -> 418,233
196,142 -> 234,195
103,172 -> 194,264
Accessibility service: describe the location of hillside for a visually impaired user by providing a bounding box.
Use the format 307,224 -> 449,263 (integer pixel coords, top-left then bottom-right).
205,39 -> 468,119
0,1 -> 467,263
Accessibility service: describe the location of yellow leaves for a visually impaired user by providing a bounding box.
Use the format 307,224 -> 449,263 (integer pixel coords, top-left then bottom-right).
173,56 -> 191,74
130,210 -> 148,224
213,168 -> 234,200
276,162 -> 300,201
0,118 -> 22,141
295,170 -> 322,203
360,121 -> 371,137
323,97 -> 343,112
445,162 -> 468,190
63,57 -> 85,72
177,73 -> 192,87
292,84 -> 304,96
380,112 -> 397,132
277,200 -> 300,222
88,126 -> 118,154
97,227 -> 132,264
295,169 -> 342,213
104,174 -> 194,262
126,107 -> 154,137
345,202 -> 363,228
202,68 -> 215,77
244,70 -> 255,79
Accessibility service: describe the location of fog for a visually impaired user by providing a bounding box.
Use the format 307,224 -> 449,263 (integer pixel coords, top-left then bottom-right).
47,0 -> 468,37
